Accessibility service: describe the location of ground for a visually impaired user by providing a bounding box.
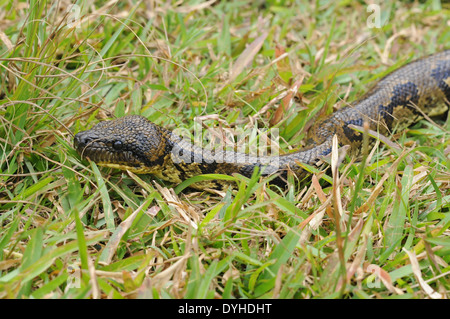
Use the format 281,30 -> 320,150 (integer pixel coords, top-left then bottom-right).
0,0 -> 449,299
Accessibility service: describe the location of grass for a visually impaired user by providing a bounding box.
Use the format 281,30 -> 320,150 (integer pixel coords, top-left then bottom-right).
0,0 -> 449,299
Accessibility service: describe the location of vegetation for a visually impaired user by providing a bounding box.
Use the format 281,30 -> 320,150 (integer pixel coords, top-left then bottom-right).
0,0 -> 449,299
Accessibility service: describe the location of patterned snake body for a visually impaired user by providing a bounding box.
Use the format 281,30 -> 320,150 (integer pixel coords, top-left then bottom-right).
74,50 -> 450,188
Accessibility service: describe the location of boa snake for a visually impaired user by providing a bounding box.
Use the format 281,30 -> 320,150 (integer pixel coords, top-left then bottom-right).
74,50 -> 450,189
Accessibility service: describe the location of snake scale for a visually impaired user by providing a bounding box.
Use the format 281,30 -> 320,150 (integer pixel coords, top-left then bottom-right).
74,50 -> 450,189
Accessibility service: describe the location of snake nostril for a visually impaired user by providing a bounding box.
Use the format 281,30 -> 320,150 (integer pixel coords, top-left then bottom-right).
74,134 -> 82,146
74,133 -> 92,148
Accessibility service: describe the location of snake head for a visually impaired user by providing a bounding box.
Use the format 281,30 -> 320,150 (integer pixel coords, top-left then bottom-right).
74,115 -> 170,173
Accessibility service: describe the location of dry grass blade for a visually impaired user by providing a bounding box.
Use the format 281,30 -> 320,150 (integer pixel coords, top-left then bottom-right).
88,257 -> 100,299
348,124 -> 401,151
154,183 -> 199,229
335,219 -> 364,291
99,200 -> 150,264
0,31 -> 13,51
175,0 -> 217,13
331,135 -> 345,220
149,255 -> 190,290
270,76 -> 304,126
221,32 -> 268,89
298,174 -> 331,234
355,150 -> 408,215
403,248 -> 443,299
331,134 -> 347,294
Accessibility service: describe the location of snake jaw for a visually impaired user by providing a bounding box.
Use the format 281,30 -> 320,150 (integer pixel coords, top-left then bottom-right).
74,135 -> 143,170
73,131 -> 156,173
94,162 -> 156,174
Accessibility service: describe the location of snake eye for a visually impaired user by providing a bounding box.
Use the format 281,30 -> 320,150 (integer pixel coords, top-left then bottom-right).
113,140 -> 123,150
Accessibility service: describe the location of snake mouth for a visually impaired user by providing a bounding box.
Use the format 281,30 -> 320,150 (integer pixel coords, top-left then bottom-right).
94,162 -> 156,174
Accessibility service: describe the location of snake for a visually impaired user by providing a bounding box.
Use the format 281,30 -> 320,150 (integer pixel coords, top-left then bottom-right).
74,50 -> 450,189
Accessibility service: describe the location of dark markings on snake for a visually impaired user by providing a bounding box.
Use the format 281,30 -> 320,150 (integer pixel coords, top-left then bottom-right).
74,50 -> 450,189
